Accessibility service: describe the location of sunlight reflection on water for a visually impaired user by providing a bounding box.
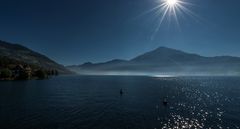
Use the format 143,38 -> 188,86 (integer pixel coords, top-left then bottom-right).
153,77 -> 240,129
0,76 -> 239,129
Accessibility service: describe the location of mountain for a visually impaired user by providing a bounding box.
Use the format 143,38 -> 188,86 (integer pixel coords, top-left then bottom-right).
67,47 -> 240,76
0,40 -> 72,74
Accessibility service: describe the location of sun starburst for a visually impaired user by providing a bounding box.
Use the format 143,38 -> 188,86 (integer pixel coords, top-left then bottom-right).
142,0 -> 198,40
166,0 -> 179,6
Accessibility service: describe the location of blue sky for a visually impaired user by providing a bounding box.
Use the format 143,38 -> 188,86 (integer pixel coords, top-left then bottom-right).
0,0 -> 240,65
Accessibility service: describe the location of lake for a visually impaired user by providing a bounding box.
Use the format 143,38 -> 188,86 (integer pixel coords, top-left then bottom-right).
0,76 -> 240,129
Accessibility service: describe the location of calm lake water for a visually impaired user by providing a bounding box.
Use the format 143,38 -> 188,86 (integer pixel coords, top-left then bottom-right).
0,76 -> 240,129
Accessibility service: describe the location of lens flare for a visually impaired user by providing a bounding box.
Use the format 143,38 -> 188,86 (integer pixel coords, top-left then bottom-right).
139,0 -> 199,40
166,0 -> 178,6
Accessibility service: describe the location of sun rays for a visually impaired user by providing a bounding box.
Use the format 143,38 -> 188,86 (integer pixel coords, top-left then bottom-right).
142,0 -> 198,40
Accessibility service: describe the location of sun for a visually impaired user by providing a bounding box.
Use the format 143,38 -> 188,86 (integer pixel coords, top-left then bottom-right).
166,0 -> 178,6
139,0 -> 197,39
142,0 -> 197,39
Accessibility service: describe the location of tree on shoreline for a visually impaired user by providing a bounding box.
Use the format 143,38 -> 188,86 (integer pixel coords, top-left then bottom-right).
35,69 -> 47,79
0,68 -> 12,79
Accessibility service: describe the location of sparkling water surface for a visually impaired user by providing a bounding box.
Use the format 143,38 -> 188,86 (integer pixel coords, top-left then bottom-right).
0,76 -> 239,129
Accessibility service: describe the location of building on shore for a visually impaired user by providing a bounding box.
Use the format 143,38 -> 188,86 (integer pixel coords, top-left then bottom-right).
13,64 -> 32,79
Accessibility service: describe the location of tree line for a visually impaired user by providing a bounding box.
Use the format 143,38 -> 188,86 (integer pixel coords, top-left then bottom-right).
0,56 -> 59,80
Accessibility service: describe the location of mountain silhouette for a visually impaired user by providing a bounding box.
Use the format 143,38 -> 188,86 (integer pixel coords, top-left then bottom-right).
0,40 -> 72,74
67,47 -> 240,75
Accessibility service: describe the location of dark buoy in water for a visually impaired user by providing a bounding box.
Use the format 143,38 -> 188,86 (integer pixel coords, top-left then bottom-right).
120,89 -> 123,95
163,98 -> 168,106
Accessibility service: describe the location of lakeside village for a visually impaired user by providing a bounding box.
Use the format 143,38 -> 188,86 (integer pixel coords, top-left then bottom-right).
0,64 -> 59,80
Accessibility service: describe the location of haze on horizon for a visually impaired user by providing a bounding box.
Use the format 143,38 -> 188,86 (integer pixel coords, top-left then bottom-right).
0,0 -> 240,65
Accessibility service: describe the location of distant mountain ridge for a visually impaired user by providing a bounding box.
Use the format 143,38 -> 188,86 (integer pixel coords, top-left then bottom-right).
0,40 -> 72,74
67,47 -> 240,76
